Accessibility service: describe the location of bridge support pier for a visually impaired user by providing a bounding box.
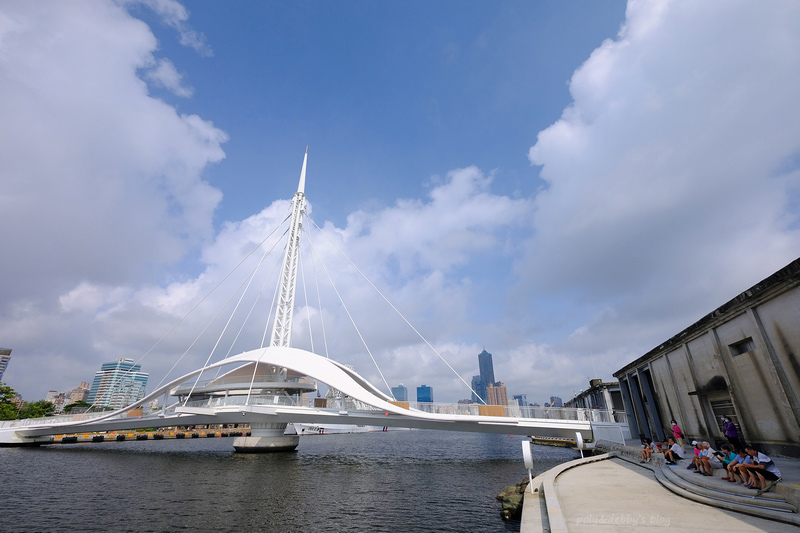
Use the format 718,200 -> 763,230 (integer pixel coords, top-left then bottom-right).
232,422 -> 299,453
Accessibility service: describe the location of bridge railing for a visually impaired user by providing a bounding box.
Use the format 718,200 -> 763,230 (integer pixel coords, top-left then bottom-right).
404,402 -> 627,422
0,410 -> 113,428
165,394 -> 298,413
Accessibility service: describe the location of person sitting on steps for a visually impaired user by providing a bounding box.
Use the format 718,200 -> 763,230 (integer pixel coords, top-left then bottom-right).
730,449 -> 753,484
739,444 -> 782,494
663,437 -> 684,465
640,438 -> 656,463
697,441 -> 722,476
714,443 -> 736,477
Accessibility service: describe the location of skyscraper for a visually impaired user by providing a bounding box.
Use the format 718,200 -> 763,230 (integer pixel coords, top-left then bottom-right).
471,350 -> 496,403
391,384 -> 408,402
87,358 -> 149,410
0,348 -> 12,382
471,375 -> 485,403
478,350 -> 495,386
417,385 -> 433,403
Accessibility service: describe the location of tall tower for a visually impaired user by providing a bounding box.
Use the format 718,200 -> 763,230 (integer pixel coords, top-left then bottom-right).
270,148 -> 307,348
478,349 -> 495,386
233,148 -> 316,453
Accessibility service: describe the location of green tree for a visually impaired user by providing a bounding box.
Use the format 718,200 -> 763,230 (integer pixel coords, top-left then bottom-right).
63,400 -> 91,413
0,382 -> 21,420
18,400 -> 54,419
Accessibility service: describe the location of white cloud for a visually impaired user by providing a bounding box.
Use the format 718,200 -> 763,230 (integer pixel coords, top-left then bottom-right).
521,0 -> 800,388
4,165 -> 531,400
144,57 -> 193,97
0,1 -> 225,395
130,0 -> 212,56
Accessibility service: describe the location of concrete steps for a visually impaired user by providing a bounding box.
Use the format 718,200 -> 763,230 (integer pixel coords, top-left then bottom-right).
661,464 -> 795,512
614,453 -> 800,526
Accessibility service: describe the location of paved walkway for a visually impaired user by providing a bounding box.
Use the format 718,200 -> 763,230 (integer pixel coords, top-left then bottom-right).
554,458 -> 798,532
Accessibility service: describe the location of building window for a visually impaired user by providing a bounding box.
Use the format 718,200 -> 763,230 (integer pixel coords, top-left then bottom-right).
729,338 -> 756,356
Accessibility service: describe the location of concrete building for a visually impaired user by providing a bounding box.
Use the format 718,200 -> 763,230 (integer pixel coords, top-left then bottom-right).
391,384 -> 408,402
614,258 -> 800,456
45,391 -> 69,413
69,382 -> 90,403
0,348 -> 11,382
88,358 -> 149,410
486,381 -> 509,405
417,385 -> 433,403
565,379 -> 624,412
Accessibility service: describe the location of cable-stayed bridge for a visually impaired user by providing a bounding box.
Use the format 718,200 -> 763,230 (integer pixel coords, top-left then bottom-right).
1,150 -> 628,450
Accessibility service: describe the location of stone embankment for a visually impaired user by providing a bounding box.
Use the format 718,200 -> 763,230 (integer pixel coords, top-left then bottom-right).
497,477 -> 530,520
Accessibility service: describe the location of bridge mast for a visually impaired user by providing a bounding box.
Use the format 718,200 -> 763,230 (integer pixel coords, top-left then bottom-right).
270,147 -> 308,348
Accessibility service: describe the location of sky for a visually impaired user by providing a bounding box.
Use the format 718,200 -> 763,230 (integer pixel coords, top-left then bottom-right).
2,0 -> 800,405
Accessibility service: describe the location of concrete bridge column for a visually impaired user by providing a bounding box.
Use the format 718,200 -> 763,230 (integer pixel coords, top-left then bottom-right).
232,421 -> 299,453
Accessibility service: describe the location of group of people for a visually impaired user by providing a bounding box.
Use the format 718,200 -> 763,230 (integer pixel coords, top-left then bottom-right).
638,416 -> 782,495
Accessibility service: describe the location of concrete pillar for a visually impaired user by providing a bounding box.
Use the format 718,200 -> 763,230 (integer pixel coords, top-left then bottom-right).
619,375 -> 642,439
638,368 -> 666,441
628,373 -> 651,440
602,388 -> 614,412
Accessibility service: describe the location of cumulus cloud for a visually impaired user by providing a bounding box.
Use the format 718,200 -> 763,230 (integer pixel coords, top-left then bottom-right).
0,1 -> 225,395
62,167 -> 533,399
522,0 -> 800,381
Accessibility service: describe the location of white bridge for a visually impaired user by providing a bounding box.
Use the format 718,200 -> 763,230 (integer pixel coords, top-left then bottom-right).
1,346 -> 627,446
1,149 -> 628,450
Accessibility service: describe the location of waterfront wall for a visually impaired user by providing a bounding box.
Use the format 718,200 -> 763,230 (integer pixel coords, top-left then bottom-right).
615,257 -> 800,456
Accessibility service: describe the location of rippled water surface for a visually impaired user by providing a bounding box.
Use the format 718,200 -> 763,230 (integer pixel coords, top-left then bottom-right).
1,430 -> 578,532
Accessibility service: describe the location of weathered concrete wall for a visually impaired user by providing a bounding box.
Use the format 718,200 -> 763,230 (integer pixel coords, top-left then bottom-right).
615,258 -> 800,456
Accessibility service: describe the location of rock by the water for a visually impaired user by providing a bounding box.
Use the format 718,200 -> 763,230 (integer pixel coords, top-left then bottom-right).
496,477 -> 530,520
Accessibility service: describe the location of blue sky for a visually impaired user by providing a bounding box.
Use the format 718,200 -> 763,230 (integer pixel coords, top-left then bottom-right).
136,1 -> 627,228
2,0 -> 800,405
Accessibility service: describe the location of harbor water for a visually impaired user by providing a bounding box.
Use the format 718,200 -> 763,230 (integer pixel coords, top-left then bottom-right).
1,429 -> 578,532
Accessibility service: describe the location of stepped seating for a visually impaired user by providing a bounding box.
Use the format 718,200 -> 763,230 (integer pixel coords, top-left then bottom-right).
613,451 -> 800,526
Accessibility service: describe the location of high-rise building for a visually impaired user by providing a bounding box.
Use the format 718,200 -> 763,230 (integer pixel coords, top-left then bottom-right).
0,348 -> 12,382
471,350 -> 497,403
471,375 -> 486,403
548,395 -> 563,408
69,382 -> 91,403
391,384 -> 408,402
486,382 -> 509,406
478,349 -> 495,387
417,385 -> 433,403
512,393 -> 529,407
87,358 -> 149,410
